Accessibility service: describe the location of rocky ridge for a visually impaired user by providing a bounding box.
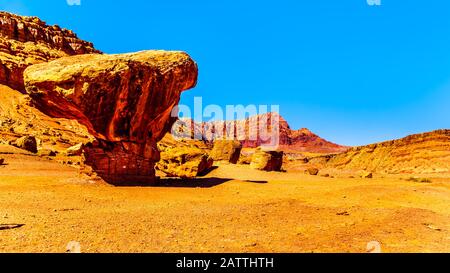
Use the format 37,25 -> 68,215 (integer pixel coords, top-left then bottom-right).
325,130 -> 450,174
286,130 -> 450,176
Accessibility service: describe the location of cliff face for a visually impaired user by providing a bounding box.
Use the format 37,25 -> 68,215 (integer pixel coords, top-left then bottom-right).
326,130 -> 450,174
171,113 -> 347,153
24,51 -> 198,184
0,11 -> 101,91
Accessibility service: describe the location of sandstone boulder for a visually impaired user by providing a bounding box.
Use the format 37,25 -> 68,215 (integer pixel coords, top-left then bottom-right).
157,146 -> 213,178
13,136 -> 37,153
250,149 -> 284,172
306,167 -> 320,176
210,140 -> 242,164
0,12 -> 101,91
156,134 -> 213,178
24,51 -> 198,185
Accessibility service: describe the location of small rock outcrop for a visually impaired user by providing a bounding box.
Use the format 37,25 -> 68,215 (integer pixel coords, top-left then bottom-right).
210,140 -> 242,164
13,135 -> 37,153
24,51 -> 198,185
250,149 -> 284,172
0,12 -> 101,91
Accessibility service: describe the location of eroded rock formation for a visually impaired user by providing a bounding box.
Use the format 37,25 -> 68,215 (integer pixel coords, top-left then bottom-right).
0,11 -> 101,91
24,51 -> 198,184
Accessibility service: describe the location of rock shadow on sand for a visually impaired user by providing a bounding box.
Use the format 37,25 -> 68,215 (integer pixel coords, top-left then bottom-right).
156,177 -> 268,188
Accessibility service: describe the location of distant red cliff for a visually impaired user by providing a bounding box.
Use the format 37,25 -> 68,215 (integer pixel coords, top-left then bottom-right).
171,112 -> 348,154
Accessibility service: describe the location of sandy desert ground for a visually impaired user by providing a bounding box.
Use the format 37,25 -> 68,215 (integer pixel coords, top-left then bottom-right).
0,150 -> 449,253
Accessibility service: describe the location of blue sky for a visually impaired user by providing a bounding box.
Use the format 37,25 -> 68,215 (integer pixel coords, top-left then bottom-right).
1,0 -> 450,146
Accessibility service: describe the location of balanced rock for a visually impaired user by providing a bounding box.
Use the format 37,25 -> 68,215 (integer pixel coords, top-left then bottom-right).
0,12 -> 100,91
210,140 -> 242,164
13,136 -> 37,153
157,146 -> 213,178
24,51 -> 197,185
250,149 -> 284,172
